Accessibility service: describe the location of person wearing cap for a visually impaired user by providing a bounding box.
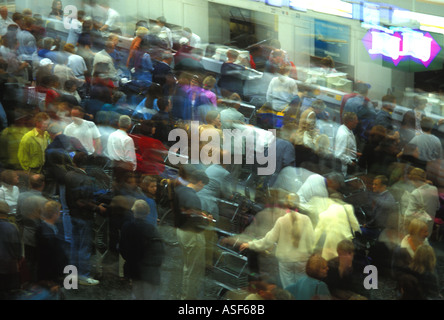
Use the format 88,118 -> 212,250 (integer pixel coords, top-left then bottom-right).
17,112 -> 51,173
0,200 -> 22,299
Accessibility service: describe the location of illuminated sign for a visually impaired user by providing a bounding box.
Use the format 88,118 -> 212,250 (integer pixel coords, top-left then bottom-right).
362,28 -> 441,67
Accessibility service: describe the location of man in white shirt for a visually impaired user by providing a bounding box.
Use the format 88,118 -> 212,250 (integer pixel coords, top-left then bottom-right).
107,115 -> 136,183
0,6 -> 16,36
99,2 -> 120,34
183,27 -> 201,49
334,112 -> 360,176
64,106 -> 102,156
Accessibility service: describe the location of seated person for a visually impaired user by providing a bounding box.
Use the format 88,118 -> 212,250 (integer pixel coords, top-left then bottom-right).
285,253 -> 331,300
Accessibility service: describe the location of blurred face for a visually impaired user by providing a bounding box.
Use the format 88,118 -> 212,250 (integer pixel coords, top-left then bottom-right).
346,115 -> 359,130
338,250 -> 354,268
372,179 -> 385,194
419,227 -> 429,240
36,119 -> 50,132
146,182 -> 157,197
213,114 -> 221,129
0,7 -> 7,20
71,109 -> 83,123
318,260 -> 329,279
12,172 -> 19,186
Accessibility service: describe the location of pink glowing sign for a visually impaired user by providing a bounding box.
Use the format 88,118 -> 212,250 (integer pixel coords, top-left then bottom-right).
362,28 -> 441,67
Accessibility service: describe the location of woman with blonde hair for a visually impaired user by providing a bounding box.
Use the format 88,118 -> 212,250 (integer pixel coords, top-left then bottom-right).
408,244 -> 441,299
239,193 -> 315,288
400,218 -> 429,259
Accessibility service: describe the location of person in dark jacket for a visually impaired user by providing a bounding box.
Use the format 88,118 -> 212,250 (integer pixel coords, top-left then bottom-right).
35,200 -> 69,286
120,199 -> 165,300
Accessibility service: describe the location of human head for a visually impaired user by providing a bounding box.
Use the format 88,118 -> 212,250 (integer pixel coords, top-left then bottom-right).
226,50 -> 239,62
205,110 -> 221,128
188,169 -> 209,192
104,40 -> 115,53
157,97 -> 171,112
135,26 -> 149,38
0,6 -> 8,20
305,254 -> 329,280
203,76 -> 216,90
397,274 -> 425,300
368,125 -> 386,143
156,16 -> 166,27
408,218 -> 429,240
63,43 -> 76,54
410,244 -> 436,274
408,168 -> 427,185
34,112 -> 51,133
343,112 -> 358,130
12,12 -> 23,27
64,79 -> 77,92
420,116 -> 435,133
118,115 -> 132,131
413,95 -> 427,110
41,200 -> 61,223
42,37 -> 55,50
131,199 -> 150,219
72,151 -> 88,168
372,175 -> 388,194
382,94 -> 396,112
229,93 -> 242,109
337,239 -> 355,256
52,0 -> 62,12
141,176 -> 157,197
355,82 -> 370,96
71,106 -> 85,123
311,99 -> 326,114
29,173 -> 45,191
1,169 -> 19,186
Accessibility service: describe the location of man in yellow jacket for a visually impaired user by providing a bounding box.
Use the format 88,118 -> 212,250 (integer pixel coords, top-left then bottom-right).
17,112 -> 51,173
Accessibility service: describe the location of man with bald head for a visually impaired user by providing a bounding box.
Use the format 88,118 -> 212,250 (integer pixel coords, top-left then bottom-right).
0,6 -> 15,36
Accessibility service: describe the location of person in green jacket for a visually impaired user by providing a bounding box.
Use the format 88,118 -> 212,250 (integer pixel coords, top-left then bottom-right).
17,112 -> 51,173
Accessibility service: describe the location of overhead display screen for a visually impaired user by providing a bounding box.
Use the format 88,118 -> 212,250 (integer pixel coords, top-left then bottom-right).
362,28 -> 444,72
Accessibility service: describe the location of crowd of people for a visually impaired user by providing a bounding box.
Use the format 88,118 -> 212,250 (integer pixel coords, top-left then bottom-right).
0,0 -> 443,301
